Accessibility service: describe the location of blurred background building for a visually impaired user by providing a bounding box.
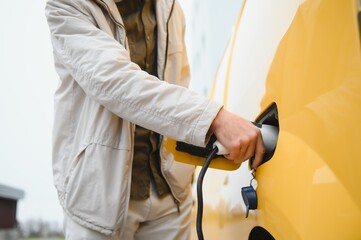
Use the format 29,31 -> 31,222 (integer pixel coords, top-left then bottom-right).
0,184 -> 24,240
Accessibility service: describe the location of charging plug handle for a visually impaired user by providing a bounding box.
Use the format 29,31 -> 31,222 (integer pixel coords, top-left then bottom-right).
213,123 -> 279,166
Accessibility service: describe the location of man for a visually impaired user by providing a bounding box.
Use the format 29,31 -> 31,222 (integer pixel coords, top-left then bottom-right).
45,0 -> 264,239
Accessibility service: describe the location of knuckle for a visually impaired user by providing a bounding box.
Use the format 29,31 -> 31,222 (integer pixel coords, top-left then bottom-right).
250,131 -> 258,139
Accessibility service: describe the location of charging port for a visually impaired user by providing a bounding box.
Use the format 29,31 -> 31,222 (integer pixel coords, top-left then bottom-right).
256,102 -> 279,128
250,103 -> 279,167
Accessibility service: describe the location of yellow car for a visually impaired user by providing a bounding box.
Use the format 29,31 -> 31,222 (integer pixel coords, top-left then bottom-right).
184,0 -> 361,239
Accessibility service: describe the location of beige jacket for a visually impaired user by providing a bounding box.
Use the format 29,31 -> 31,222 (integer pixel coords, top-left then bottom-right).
45,0 -> 222,236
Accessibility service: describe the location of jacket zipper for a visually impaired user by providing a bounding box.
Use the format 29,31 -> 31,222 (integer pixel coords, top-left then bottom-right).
162,0 -> 176,78
97,0 -> 127,44
159,0 -> 182,213
158,0 -> 176,146
97,0 -> 125,28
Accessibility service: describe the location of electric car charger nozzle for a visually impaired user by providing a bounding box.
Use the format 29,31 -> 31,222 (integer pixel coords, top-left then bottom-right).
214,123 -> 279,167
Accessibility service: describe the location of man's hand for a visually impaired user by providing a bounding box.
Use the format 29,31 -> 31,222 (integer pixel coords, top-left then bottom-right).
210,108 -> 265,168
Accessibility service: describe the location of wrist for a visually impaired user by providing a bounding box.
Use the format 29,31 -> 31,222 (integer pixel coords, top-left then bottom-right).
210,107 -> 225,135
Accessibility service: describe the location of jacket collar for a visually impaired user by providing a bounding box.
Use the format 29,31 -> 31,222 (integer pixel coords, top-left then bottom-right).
93,0 -> 124,27
94,0 -> 175,26
93,0 -> 175,79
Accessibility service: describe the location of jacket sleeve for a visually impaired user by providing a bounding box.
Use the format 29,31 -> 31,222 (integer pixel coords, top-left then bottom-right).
45,0 -> 222,146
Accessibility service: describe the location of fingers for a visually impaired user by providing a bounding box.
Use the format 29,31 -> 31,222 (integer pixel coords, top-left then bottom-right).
223,142 -> 248,163
210,109 -> 265,166
251,132 -> 265,169
243,136 -> 257,163
223,128 -> 264,166
233,138 -> 254,164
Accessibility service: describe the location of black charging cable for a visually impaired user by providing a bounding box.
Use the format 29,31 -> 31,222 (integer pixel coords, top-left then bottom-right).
196,146 -> 219,240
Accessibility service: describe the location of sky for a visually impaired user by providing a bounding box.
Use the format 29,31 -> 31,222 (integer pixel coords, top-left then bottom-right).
0,0 -> 62,224
0,0 -> 240,227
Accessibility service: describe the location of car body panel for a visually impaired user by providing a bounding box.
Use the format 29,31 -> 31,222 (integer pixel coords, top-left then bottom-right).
193,0 -> 361,239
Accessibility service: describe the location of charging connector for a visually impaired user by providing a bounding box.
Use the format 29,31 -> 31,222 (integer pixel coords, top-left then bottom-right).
195,121 -> 278,239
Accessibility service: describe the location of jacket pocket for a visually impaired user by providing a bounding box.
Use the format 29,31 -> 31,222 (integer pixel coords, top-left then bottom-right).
160,140 -> 195,201
64,143 -> 131,235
